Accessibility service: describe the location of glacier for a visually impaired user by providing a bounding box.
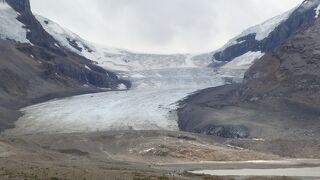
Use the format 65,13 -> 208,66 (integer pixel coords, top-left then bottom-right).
7,66 -> 233,135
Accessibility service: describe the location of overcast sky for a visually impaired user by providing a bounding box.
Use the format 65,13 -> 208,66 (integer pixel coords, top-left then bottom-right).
30,0 -> 303,54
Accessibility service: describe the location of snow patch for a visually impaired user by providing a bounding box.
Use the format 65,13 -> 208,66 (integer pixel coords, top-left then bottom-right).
131,73 -> 145,78
0,1 -> 10,10
84,65 -> 91,70
252,138 -> 266,141
315,4 -> 320,18
221,51 -> 265,70
0,1 -> 30,43
117,83 -> 127,90
140,148 -> 156,154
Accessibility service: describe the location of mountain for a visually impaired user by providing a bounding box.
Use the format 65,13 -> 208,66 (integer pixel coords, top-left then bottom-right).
0,0 -> 130,132
178,0 -> 320,149
35,15 -> 213,72
3,0 -> 320,178
213,0 -> 320,67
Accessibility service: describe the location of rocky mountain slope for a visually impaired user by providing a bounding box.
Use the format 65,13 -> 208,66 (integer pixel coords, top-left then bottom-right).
0,0 -> 129,132
213,0 -> 320,65
178,0 -> 320,142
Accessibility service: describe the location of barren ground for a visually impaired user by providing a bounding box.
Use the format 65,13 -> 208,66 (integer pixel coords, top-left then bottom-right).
1,130 -> 319,180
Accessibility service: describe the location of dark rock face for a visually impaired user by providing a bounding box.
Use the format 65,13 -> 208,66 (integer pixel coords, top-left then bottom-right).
195,125 -> 249,139
214,0 -> 320,62
4,0 -> 30,13
66,38 -> 83,52
16,44 -> 131,89
177,84 -> 247,139
241,18 -> 320,102
214,34 -> 261,62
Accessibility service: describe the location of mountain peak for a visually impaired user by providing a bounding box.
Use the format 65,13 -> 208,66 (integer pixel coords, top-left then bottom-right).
5,0 -> 30,14
2,0 -> 59,48
0,0 -> 30,43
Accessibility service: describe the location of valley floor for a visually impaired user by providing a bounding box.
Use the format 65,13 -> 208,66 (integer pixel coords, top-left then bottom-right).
1,130 -> 320,180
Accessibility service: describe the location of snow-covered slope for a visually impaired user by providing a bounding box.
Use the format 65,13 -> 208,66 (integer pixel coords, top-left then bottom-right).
217,9 -> 294,54
36,15 -> 212,72
213,0 -> 320,63
221,51 -> 265,70
0,1 -> 29,43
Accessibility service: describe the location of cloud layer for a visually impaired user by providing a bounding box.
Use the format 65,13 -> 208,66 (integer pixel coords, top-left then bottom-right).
30,0 -> 303,54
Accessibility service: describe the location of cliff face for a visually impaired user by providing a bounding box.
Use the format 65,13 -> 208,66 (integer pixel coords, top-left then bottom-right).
213,0 -> 320,62
241,18 -> 320,109
5,0 -> 30,13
